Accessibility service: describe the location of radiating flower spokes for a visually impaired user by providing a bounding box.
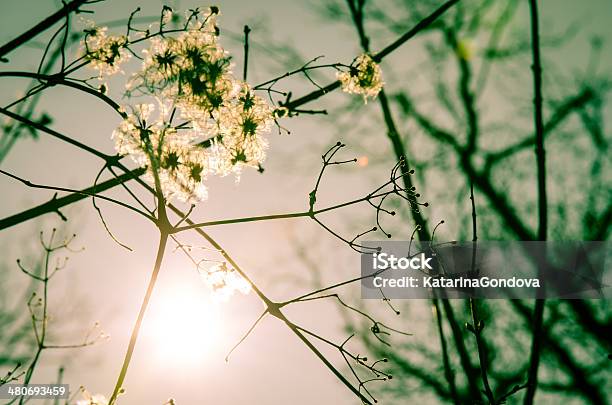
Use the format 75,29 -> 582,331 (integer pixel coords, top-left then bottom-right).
82,23 -> 130,78
210,82 -> 274,176
113,99 -> 212,203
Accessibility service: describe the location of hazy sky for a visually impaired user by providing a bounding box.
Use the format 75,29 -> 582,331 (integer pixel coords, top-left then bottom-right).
1,1 -> 611,404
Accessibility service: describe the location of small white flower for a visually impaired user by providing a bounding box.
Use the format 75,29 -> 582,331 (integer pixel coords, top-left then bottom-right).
337,53 -> 384,102
161,7 -> 173,25
199,262 -> 251,302
76,391 -> 108,405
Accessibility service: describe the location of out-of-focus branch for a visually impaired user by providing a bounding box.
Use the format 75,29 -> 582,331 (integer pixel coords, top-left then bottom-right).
396,93 -> 536,240
483,88 -> 596,172
512,300 -> 607,405
432,299 -> 460,404
440,26 -> 478,154
524,0 -> 547,402
588,203 -> 612,241
0,0 -> 89,61
467,182 -> 495,403
344,2 -> 481,402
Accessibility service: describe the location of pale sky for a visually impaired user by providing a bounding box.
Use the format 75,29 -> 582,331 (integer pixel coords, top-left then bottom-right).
1,1 -> 610,404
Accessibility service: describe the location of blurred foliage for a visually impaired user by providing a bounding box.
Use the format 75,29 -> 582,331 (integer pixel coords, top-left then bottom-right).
299,0 -> 611,403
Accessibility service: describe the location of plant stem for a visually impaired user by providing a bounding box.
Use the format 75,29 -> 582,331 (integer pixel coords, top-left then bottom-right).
242,25 -> 251,81
19,231 -> 54,405
108,230 -> 169,405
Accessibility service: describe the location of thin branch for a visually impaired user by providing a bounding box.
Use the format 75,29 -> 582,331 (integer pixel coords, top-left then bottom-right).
242,25 -> 251,81
524,0 -> 547,403
0,168 -> 146,230
372,0 -> 460,62
92,164 -> 134,251
108,231 -> 169,405
225,310 -> 267,362
0,169 -> 154,222
284,0 -> 460,111
467,181 -> 495,403
0,72 -> 126,117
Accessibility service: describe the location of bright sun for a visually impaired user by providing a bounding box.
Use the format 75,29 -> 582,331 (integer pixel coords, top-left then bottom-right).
143,282 -> 225,367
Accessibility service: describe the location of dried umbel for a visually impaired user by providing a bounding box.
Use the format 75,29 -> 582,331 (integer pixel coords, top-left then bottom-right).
337,53 -> 384,102
87,7 -> 274,204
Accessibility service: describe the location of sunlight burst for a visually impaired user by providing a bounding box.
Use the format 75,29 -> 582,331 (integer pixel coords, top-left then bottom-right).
144,284 -> 224,367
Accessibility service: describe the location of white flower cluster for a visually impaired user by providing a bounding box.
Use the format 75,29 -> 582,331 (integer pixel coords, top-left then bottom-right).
337,53 -> 384,102
83,26 -> 130,77
199,262 -> 251,302
85,7 -> 274,203
112,102 -> 210,203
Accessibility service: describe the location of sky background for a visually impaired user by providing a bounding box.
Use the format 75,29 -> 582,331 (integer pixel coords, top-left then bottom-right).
1,1 -> 611,404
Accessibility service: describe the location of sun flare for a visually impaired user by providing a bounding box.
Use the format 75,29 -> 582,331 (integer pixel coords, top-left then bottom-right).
144,284 -> 224,367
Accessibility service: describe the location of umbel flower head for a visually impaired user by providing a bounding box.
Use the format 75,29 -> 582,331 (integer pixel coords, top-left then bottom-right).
337,53 -> 384,102
82,25 -> 130,77
211,82 -> 273,177
127,8 -> 234,132
112,102 -> 209,203
105,7 -> 274,203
